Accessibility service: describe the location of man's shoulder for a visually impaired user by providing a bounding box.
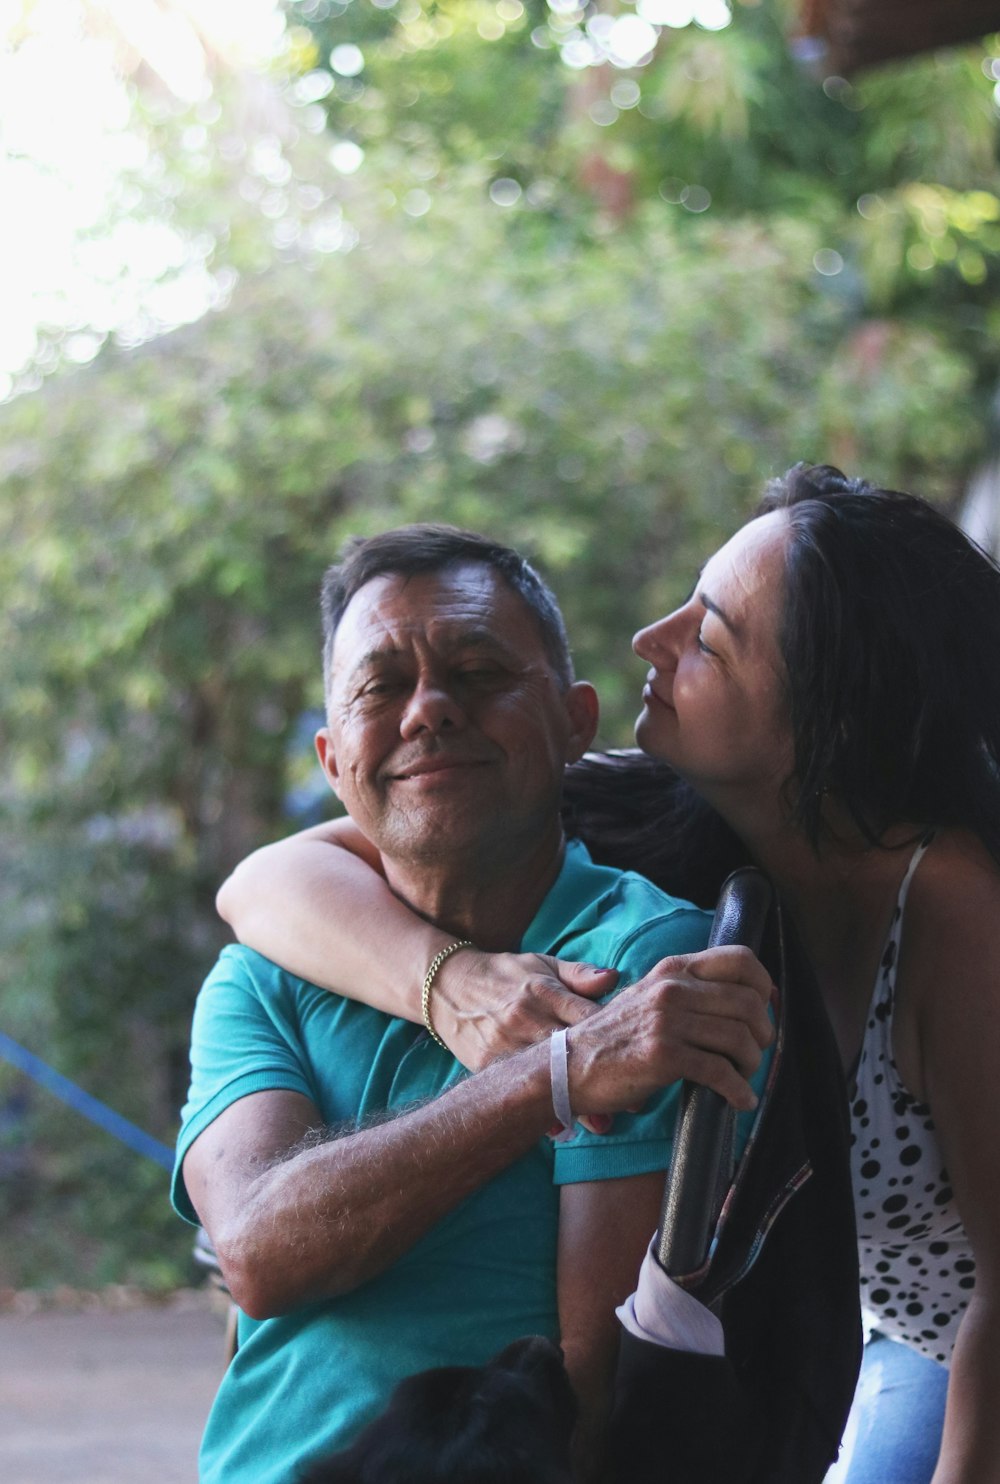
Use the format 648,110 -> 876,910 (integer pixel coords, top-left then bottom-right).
559,837 -> 711,926
201,942 -> 326,1001
526,839 -> 711,973
195,943 -> 403,1048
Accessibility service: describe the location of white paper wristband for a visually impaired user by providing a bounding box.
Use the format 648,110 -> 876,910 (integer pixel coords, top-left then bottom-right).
550,1027 -> 574,1133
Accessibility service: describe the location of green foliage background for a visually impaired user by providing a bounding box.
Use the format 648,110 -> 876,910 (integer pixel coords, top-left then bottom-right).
2,0 -> 1000,1287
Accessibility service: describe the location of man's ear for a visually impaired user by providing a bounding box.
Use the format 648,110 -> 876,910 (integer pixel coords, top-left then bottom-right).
563,681 -> 599,763
315,727 -> 343,799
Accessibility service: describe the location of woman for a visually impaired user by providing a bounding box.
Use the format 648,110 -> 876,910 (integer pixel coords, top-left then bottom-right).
218,465 -> 1000,1483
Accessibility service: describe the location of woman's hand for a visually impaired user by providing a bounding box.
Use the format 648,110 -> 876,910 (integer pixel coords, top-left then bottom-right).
431,949 -> 617,1072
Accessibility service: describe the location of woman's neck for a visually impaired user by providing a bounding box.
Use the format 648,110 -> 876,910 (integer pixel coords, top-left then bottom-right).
734,807 -> 925,1069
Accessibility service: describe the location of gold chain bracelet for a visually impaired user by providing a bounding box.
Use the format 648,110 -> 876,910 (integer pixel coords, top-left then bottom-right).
421,940 -> 475,1049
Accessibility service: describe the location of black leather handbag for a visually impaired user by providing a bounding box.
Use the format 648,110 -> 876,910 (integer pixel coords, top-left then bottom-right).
608,869 -> 862,1484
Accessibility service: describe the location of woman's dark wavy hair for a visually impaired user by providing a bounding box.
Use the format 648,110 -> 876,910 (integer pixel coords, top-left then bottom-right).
758,463 -> 1000,862
565,463 -> 1000,900
562,751 -> 750,910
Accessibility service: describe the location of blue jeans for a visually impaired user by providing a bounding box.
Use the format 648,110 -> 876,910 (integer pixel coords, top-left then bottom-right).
825,1333 -> 948,1483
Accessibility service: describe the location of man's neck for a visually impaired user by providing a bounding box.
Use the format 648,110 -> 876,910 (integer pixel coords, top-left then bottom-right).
382,825 -> 567,951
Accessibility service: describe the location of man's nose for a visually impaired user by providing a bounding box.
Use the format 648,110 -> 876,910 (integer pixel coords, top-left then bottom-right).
399,677 -> 467,738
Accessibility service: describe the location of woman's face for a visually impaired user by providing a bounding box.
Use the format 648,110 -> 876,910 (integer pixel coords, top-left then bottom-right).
633,511 -> 794,807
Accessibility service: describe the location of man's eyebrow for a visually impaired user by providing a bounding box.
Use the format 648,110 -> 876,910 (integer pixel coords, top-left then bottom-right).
697,590 -> 739,635
347,629 -> 513,676
445,627 -> 512,654
352,646 -> 403,672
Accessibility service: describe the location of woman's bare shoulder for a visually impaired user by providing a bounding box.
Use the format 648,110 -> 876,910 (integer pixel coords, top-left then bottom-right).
902,827 -> 1000,1017
909,828 -> 1000,920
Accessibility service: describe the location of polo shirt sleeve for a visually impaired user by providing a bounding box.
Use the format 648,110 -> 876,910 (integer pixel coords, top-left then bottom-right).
553,908 -> 768,1186
171,946 -> 317,1225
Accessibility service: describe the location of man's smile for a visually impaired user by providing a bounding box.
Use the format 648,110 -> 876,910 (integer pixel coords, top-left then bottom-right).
388,754 -> 493,782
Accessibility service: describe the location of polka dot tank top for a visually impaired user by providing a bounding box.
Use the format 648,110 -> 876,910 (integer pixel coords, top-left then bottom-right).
849,834 -> 974,1366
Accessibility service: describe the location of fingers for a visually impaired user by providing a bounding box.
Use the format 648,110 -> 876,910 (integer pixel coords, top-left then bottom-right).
541,985 -> 605,1027
505,973 -> 603,1033
545,956 -> 619,1001
676,945 -> 775,1004
664,980 -> 774,1056
623,981 -> 768,1083
675,1049 -> 760,1113
566,970 -> 772,1117
619,974 -> 773,1057
634,949 -> 775,1044
662,997 -> 768,1079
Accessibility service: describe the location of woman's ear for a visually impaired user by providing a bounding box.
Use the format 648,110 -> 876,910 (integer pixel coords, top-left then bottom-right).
563,681 -> 600,763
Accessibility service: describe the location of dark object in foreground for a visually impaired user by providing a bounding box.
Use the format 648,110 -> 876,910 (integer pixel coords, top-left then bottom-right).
608,880 -> 862,1484
798,0 -> 1000,75
657,868 -> 774,1276
299,1335 -> 576,1484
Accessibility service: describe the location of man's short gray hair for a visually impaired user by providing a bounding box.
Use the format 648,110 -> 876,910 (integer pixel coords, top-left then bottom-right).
320,524 -> 574,695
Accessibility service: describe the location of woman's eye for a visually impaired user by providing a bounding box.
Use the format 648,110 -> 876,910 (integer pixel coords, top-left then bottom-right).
696,633 -> 716,657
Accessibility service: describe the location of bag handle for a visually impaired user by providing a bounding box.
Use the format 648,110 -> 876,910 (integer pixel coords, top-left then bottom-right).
655,867 -> 774,1277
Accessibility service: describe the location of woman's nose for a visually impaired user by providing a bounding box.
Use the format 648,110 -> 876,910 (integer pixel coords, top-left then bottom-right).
633,610 -> 680,663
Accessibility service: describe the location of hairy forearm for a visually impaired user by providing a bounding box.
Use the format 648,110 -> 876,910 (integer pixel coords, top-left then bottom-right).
934,1294 -> 1000,1483
213,1044 -> 553,1317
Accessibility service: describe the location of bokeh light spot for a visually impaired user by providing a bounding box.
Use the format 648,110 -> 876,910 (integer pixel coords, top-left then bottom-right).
611,79 -> 641,108
606,15 -> 658,66
813,248 -> 844,275
639,0 -> 694,28
589,99 -> 620,126
694,0 -> 731,31
489,177 -> 523,206
402,188 -> 431,216
681,184 -> 711,212
329,141 -> 365,174
658,177 -> 687,203
857,194 -> 885,220
330,44 -> 365,76
906,243 -> 935,271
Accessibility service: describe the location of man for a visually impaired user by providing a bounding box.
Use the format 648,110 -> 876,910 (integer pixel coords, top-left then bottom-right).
173,526 -> 773,1483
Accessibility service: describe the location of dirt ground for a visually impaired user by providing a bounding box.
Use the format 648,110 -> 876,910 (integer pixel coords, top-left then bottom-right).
0,1290 -> 227,1484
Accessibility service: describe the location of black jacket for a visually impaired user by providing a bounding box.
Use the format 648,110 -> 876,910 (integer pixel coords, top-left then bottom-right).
608,903 -> 863,1484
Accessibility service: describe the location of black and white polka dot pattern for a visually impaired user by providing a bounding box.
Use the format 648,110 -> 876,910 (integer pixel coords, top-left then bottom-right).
849,835 -> 973,1367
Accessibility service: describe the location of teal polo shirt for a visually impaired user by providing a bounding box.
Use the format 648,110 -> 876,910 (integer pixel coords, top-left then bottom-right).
173,841 -> 763,1482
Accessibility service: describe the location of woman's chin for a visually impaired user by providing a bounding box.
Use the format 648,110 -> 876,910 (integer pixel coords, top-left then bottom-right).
634,707 -> 670,761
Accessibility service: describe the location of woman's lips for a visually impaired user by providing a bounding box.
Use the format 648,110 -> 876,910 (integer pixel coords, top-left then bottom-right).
642,680 -> 674,711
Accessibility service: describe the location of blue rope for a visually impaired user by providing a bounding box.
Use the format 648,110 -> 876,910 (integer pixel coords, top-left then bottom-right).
0,1031 -> 175,1172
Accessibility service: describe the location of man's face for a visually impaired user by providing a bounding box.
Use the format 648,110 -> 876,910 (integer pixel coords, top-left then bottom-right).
316,563 -> 598,871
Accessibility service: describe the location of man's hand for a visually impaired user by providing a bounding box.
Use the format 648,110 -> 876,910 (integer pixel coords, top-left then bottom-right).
432,949 -> 617,1071
565,946 -> 775,1117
